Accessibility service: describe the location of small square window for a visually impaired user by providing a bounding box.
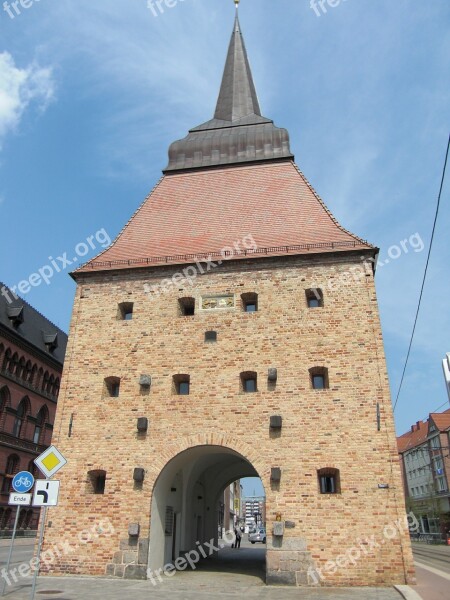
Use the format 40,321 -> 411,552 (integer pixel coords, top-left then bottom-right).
87,470 -> 106,495
205,331 -> 217,343
104,377 -> 120,398
306,289 -> 324,308
241,293 -> 258,313
118,302 -> 134,321
173,375 -> 190,395
310,367 -> 329,390
318,468 -> 340,494
179,297 -> 195,316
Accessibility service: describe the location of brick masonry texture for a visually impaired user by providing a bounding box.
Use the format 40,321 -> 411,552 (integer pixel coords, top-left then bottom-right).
41,251 -> 415,586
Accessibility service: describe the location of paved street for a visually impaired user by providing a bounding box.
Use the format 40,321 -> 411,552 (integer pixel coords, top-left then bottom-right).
412,542 -> 450,600
0,539 -> 407,600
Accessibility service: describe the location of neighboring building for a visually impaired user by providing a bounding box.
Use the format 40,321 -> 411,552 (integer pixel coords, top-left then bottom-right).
397,409 -> 450,535
222,480 -> 241,534
0,283 -> 67,531
41,11 -> 414,587
243,497 -> 265,528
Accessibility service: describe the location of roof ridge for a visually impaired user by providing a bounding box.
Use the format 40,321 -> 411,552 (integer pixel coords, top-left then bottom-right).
292,163 -> 375,250
74,176 -> 165,275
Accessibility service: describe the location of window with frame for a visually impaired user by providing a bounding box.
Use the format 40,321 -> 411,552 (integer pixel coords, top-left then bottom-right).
241,371 -> 257,393
437,477 -> 447,492
12,398 -> 29,438
318,468 -> 341,494
173,374 -> 190,395
309,367 -> 329,390
430,436 -> 440,449
33,406 -> 48,444
306,288 -> 324,308
241,292 -> 258,313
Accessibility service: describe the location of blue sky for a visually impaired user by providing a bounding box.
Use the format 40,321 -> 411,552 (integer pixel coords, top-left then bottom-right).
0,0 -> 449,479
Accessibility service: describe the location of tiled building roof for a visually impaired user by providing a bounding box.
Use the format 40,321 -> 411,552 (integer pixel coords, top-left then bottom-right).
429,409 -> 450,432
76,162 -> 374,274
397,421 -> 429,453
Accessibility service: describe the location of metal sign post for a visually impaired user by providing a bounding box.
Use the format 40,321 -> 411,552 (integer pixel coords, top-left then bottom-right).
30,503 -> 47,600
0,506 -> 20,597
1,471 -> 35,596
29,446 -> 67,600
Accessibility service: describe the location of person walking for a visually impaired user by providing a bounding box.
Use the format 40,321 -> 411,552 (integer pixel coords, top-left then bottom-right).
234,526 -> 242,549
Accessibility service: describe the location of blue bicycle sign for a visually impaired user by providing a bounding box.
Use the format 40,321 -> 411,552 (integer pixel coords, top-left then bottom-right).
12,471 -> 35,493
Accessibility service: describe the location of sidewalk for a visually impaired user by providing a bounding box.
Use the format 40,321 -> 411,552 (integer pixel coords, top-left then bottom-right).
0,575 -> 410,600
0,542 -> 418,599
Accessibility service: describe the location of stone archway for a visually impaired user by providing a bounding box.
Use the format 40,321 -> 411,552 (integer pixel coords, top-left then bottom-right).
148,443 -> 265,577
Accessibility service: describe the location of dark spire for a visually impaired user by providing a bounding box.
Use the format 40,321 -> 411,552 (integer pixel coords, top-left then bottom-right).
164,13 -> 293,173
214,15 -> 261,122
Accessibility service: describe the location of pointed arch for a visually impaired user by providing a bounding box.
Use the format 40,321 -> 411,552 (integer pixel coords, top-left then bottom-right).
33,405 -> 49,445
12,397 -> 30,438
18,356 -> 26,379
0,386 -> 11,431
35,367 -> 44,389
1,454 -> 20,493
53,377 -> 60,397
42,371 -> 50,393
29,364 -> 38,385
2,347 -> 11,372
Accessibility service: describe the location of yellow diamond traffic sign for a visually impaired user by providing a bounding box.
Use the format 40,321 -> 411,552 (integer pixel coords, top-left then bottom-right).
34,446 -> 67,478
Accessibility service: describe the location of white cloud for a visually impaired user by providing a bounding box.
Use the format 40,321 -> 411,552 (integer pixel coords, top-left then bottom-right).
0,52 -> 55,149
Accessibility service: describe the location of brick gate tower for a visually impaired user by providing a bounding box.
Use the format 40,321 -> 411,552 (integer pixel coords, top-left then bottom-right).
42,8 -> 415,587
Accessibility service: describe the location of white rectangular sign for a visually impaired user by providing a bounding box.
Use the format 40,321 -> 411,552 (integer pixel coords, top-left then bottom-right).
9,493 -> 32,506
32,480 -> 60,507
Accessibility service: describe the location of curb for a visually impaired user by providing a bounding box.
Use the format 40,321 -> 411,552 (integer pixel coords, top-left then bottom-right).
394,585 -> 424,600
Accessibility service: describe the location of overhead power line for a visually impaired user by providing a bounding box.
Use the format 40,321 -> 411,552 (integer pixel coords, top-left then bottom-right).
394,134 -> 450,412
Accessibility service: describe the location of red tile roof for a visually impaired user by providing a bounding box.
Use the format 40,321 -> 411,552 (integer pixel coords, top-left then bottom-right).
397,421 -> 429,453
430,408 -> 450,432
75,161 -> 374,274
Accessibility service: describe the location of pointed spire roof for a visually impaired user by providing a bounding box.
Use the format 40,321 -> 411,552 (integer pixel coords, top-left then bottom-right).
214,15 -> 261,122
164,13 -> 293,172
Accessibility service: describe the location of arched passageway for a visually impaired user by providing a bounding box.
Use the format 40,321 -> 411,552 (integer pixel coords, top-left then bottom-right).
148,445 -> 266,580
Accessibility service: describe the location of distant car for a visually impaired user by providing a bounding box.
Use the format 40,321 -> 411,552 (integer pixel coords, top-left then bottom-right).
249,528 -> 266,544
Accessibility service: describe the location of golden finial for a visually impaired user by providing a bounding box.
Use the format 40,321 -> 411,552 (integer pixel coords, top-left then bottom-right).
234,0 -> 240,8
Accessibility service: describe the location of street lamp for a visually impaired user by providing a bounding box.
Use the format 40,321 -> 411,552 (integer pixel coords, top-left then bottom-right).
442,353 -> 450,403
